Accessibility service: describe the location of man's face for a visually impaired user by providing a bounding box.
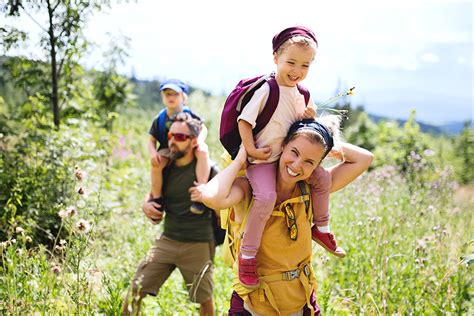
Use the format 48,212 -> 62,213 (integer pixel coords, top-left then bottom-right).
168,121 -> 195,159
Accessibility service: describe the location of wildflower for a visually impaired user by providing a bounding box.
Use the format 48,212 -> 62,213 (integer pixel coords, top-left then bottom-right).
59,239 -> 67,246
0,241 -> 8,251
423,149 -> 435,156
58,207 -> 76,219
25,236 -> 32,243
16,248 -> 23,256
77,187 -> 85,195
75,169 -> 84,181
51,265 -> 62,274
76,219 -> 91,233
347,87 -> 355,96
15,227 -> 24,235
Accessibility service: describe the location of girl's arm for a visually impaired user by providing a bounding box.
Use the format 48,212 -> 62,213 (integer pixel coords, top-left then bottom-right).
201,147 -> 248,210
328,142 -> 374,193
238,120 -> 271,160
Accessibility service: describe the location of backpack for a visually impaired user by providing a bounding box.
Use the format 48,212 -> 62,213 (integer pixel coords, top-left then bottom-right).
220,181 -> 311,267
219,73 -> 310,159
156,105 -> 193,148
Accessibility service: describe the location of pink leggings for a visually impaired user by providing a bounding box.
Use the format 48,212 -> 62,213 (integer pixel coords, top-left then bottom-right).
241,163 -> 331,257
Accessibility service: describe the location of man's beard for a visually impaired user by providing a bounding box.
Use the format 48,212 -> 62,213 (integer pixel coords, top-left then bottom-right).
169,145 -> 190,161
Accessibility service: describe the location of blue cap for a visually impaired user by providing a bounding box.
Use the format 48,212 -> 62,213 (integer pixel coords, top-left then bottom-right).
159,79 -> 189,94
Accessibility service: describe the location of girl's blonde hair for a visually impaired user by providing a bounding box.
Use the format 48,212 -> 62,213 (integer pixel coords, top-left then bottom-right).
276,35 -> 318,60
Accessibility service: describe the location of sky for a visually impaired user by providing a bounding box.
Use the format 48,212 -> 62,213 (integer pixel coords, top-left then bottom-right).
3,0 -> 473,125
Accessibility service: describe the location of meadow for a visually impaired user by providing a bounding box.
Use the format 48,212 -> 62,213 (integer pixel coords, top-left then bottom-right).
1,91 -> 472,315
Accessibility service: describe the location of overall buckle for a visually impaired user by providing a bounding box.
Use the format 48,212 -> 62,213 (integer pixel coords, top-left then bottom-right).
284,269 -> 300,280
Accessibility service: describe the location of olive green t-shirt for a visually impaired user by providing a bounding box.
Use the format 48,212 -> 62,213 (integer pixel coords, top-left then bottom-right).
162,159 -> 213,242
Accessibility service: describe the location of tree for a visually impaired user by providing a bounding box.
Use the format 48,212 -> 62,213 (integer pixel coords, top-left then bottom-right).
2,0 -> 104,128
454,121 -> 474,184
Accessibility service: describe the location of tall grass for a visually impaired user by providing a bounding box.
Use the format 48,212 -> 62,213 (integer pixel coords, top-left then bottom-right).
1,93 -> 472,314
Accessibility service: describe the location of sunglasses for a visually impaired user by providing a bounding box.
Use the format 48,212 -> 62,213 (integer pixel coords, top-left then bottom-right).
284,204 -> 298,241
168,132 -> 194,142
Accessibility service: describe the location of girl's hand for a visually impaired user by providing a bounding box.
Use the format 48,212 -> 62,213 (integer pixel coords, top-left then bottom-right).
247,146 -> 272,160
301,105 -> 316,119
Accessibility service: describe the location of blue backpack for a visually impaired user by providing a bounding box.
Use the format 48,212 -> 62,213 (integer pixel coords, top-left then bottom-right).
219,73 -> 310,159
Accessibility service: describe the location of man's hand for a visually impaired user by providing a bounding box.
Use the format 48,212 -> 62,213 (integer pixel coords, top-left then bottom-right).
189,182 -> 204,202
142,198 -> 164,225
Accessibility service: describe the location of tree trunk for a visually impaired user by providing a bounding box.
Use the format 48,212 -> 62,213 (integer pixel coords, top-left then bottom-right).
47,0 -> 59,128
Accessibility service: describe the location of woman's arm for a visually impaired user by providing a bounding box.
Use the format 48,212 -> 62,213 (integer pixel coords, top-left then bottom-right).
200,147 -> 248,210
328,142 -> 374,193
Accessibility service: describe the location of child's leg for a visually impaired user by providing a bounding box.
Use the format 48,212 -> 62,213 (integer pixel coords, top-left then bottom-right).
238,162 -> 277,287
307,165 -> 346,258
189,144 -> 211,214
307,165 -> 331,228
151,150 -> 170,199
194,142 -> 210,185
241,162 -> 277,258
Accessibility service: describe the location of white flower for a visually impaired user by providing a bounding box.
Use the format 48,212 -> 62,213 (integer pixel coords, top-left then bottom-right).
58,207 -> 76,219
75,219 -> 91,233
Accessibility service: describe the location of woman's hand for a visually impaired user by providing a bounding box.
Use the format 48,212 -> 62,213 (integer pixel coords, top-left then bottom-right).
235,146 -> 249,169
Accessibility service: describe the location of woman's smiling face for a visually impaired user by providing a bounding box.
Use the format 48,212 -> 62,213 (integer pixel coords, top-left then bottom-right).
278,134 -> 325,185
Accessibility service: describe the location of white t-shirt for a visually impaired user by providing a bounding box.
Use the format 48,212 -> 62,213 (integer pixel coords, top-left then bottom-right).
237,83 -> 314,164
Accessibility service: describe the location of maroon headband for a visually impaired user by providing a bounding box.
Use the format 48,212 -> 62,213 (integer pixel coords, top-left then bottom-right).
272,26 -> 318,53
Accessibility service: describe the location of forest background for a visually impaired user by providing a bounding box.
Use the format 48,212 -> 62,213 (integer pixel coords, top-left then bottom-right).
0,1 -> 472,314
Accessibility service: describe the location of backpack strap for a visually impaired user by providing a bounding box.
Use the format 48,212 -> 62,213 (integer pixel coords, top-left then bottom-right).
254,74 -> 280,136
156,108 -> 168,147
297,85 -> 310,106
297,181 -> 311,219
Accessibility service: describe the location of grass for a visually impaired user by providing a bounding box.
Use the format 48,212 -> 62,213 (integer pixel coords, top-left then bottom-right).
1,94 -> 472,314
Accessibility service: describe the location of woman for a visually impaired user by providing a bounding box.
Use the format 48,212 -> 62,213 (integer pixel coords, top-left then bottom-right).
200,117 -> 373,315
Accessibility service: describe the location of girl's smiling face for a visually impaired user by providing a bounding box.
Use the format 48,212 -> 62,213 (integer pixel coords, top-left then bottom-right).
278,134 -> 325,185
274,44 -> 315,87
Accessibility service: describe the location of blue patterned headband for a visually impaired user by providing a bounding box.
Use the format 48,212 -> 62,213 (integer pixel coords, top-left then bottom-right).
288,119 -> 334,158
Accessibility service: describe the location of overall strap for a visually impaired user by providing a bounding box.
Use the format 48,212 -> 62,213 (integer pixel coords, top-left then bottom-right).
297,181 -> 311,218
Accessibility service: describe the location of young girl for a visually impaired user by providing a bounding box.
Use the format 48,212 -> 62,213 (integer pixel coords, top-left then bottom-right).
148,79 -> 210,213
237,26 -> 345,287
